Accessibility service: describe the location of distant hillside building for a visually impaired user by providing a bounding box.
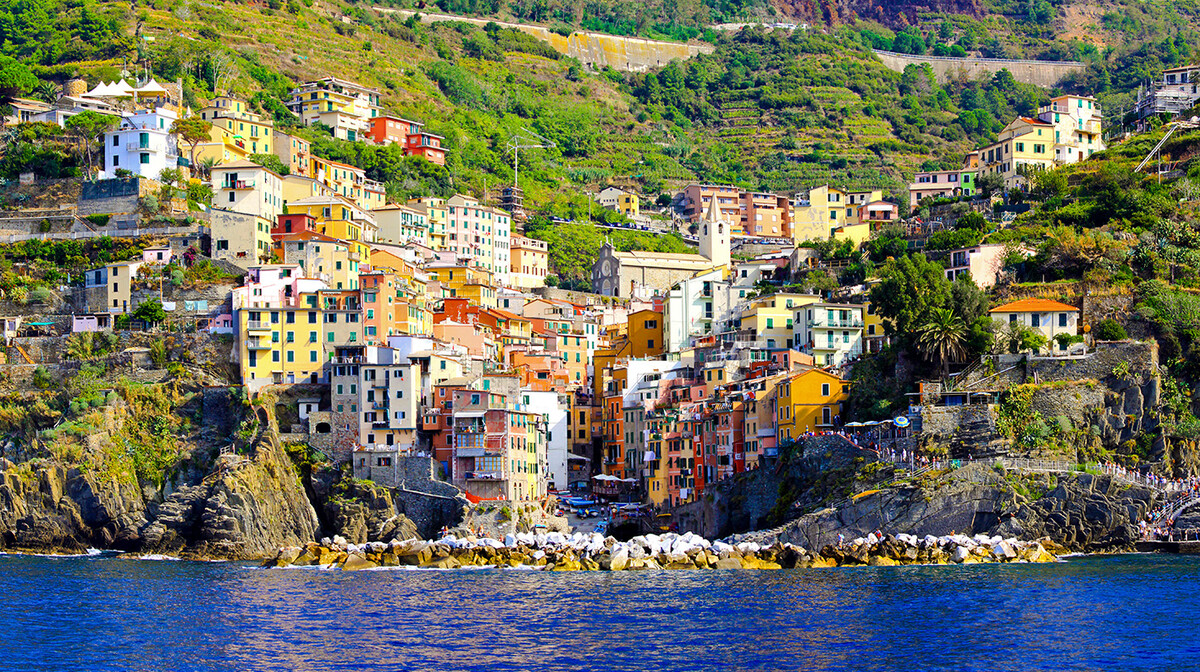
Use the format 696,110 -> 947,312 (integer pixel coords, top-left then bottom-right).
978,95 -> 1104,190
1135,64 -> 1200,127
597,187 -> 639,217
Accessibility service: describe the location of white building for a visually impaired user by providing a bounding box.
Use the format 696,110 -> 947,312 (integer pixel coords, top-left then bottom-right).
989,298 -> 1081,353
664,268 -> 725,352
103,107 -> 179,180
520,390 -> 570,491
793,303 -> 865,368
372,203 -> 429,246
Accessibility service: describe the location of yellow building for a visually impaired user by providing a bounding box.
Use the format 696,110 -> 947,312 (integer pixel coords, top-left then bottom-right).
273,130 -> 311,177
627,309 -> 665,357
773,368 -> 848,440
864,301 -> 887,353
509,235 -> 549,289
458,282 -> 498,309
198,97 -> 274,155
428,263 -> 492,299
832,222 -> 872,247
285,194 -> 376,245
237,289 -> 364,391
282,174 -> 336,208
598,187 -> 640,217
311,156 -> 386,212
408,197 -> 448,250
739,293 -> 819,350
287,77 -> 381,142
978,116 -> 1057,190
551,332 -> 590,385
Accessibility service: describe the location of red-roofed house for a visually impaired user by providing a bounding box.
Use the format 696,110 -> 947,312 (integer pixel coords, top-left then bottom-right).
989,298 -> 1081,353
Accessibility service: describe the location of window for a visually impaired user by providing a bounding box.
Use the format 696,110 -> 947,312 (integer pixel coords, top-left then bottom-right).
140,153 -> 150,164
1058,313 -> 1067,327
1031,314 -> 1041,328
821,383 -> 830,397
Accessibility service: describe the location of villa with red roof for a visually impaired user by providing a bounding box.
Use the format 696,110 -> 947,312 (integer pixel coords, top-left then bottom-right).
989,298 -> 1081,352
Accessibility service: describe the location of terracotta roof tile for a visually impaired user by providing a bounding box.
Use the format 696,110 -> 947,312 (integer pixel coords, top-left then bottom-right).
989,298 -> 1079,313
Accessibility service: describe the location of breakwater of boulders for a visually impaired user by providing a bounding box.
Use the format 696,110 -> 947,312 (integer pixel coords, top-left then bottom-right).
264,531 -> 1060,571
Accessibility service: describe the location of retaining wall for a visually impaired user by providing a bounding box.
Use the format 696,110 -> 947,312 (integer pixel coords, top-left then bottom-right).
386,9 -> 714,71
872,50 -> 1085,87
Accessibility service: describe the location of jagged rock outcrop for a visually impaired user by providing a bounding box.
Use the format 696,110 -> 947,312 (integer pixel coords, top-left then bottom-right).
309,470 -> 419,545
0,427 -> 321,559
737,465 -> 1156,553
994,473 -> 1155,550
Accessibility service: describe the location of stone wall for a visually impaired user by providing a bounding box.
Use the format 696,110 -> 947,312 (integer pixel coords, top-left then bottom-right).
390,456 -> 468,538
390,9 -> 714,71
872,50 -> 1085,87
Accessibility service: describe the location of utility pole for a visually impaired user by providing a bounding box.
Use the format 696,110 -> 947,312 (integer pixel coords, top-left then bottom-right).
506,127 -> 556,191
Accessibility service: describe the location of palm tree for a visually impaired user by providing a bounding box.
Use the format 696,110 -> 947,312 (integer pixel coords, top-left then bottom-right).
917,308 -> 968,379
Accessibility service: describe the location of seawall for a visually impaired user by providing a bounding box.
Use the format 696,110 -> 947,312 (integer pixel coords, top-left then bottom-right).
872,50 -> 1085,87
380,9 -> 714,71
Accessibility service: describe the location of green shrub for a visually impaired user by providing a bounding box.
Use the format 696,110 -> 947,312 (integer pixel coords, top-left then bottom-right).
1094,318 -> 1127,341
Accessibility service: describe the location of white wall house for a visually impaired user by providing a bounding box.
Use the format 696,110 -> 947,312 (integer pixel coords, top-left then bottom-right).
104,108 -> 179,180
793,303 -> 865,368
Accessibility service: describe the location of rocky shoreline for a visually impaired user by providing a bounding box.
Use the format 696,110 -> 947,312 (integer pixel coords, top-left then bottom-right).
263,530 -> 1062,571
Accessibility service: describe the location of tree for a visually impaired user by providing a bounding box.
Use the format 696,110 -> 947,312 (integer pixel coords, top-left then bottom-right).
917,308 -> 968,378
132,299 -> 167,326
1094,318 -> 1127,341
0,56 -> 37,110
977,171 -> 1004,199
950,274 -> 989,324
65,111 -> 119,178
249,153 -> 290,176
869,253 -> 952,342
171,118 -> 213,172
956,211 -> 987,232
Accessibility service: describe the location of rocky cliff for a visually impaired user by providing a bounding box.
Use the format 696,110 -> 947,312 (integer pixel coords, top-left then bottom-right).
736,464 -> 1156,552
0,419 -> 321,559
0,385 -> 429,559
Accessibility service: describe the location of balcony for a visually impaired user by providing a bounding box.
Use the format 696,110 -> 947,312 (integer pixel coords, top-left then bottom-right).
466,472 -> 507,481
127,143 -> 159,153
221,179 -> 256,190
246,321 -> 271,331
247,340 -> 272,351
808,319 -> 864,329
371,401 -> 388,410
372,420 -> 389,429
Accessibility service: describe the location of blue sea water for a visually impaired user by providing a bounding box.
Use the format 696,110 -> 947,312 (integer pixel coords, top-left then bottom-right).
0,552 -> 1196,672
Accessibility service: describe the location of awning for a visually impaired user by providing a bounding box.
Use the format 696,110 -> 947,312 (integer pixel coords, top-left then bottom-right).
454,410 -> 487,418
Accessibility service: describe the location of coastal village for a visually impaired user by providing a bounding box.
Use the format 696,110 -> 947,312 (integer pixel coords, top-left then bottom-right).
1,12 -> 1199,561
0,70 -> 1134,502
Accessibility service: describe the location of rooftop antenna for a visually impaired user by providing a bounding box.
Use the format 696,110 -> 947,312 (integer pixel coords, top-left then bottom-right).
506,127 -> 556,191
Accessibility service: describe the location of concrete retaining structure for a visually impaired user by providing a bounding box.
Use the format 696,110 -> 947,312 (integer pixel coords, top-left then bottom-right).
384,9 -> 714,71
872,50 -> 1085,87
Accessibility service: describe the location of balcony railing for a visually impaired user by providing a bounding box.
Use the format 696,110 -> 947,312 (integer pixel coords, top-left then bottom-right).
222,179 -> 256,190
808,319 -> 864,329
246,321 -> 271,331
127,143 -> 158,153
247,340 -> 272,351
